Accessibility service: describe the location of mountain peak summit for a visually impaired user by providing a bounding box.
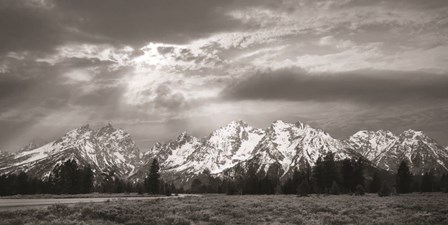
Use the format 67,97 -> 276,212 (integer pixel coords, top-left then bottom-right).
227,120 -> 248,127
97,123 -> 117,136
79,124 -> 90,130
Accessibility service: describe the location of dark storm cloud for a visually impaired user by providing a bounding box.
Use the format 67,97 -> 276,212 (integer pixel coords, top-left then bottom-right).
56,0 -> 244,46
0,60 -> 66,106
221,68 -> 448,104
0,0 -> 244,55
0,55 -> 127,121
0,1 -> 63,54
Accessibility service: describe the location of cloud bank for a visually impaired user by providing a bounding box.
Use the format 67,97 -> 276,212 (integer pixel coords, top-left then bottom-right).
1,0 -> 448,151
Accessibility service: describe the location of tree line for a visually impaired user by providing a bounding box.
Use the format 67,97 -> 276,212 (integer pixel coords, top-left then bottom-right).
0,160 -> 95,196
0,158 -> 178,196
188,152 -> 448,196
1,154 -> 448,196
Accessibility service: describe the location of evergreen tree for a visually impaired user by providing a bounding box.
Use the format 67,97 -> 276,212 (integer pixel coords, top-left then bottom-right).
259,176 -> 275,194
0,175 -> 5,196
297,179 -> 310,197
224,179 -> 237,195
341,159 -> 354,193
378,183 -> 392,197
421,172 -> 434,192
243,163 -> 259,194
291,168 -> 301,192
80,165 -> 94,194
352,158 -> 365,190
442,174 -> 448,193
136,182 -> 145,194
369,172 -> 381,193
329,180 -> 340,195
100,170 -> 118,193
396,161 -> 412,194
16,172 -> 29,195
355,184 -> 365,195
412,181 -> 421,193
313,156 -> 325,193
64,160 -> 81,194
322,152 -> 338,193
191,179 -> 204,193
164,183 -> 172,196
145,159 -> 160,194
51,159 -> 81,194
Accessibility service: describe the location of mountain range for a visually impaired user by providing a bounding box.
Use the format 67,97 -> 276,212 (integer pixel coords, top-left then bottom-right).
0,120 -> 447,183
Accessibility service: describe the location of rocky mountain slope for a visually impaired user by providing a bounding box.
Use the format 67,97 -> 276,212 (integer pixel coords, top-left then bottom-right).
140,120 -> 361,182
1,121 -> 448,182
345,130 -> 398,162
375,130 -> 448,174
346,129 -> 448,174
0,124 -> 142,179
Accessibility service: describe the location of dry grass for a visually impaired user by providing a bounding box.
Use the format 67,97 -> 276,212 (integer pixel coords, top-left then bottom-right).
0,193 -> 447,225
0,193 -> 155,199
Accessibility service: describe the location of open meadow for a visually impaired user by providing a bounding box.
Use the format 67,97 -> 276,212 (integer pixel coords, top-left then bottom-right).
0,193 -> 447,225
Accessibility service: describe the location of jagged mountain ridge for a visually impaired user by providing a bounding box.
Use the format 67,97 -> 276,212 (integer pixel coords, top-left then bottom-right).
141,120 -> 361,182
345,130 -> 398,163
1,121 -> 448,182
238,120 -> 358,175
0,124 -> 142,179
18,142 -> 40,153
345,129 -> 448,174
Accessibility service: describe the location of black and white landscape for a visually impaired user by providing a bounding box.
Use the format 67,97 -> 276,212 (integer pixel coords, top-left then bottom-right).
1,121 -> 448,182
1,0 -> 448,224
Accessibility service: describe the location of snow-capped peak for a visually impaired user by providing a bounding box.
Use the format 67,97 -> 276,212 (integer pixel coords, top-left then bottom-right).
176,131 -> 191,142
96,123 -> 116,136
0,123 -> 142,179
271,119 -> 292,128
346,129 -> 398,162
373,129 -> 448,174
250,120 -> 353,174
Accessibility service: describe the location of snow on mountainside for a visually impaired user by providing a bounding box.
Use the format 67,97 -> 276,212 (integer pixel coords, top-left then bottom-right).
18,142 -> 40,153
247,120 -> 357,175
0,124 -> 141,179
345,130 -> 398,162
2,120 -> 448,182
347,129 -> 448,174
148,131 -> 203,170
174,120 -> 265,175
375,129 -> 448,174
142,120 -> 359,181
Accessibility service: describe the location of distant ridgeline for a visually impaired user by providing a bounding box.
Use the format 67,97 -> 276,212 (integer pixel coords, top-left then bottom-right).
1,121 -> 448,196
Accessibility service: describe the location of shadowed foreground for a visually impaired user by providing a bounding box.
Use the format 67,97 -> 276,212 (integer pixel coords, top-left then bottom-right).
0,193 -> 447,225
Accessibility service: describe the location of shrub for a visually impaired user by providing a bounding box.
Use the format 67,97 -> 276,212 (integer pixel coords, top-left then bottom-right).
47,204 -> 72,217
164,216 -> 191,225
355,184 -> 365,196
80,206 -> 95,219
378,184 -> 392,197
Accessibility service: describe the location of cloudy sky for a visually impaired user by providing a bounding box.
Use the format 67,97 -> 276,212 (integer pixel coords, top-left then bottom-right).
1,0 -> 448,151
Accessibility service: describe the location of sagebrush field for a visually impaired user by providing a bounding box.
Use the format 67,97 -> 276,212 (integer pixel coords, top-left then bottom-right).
0,193 -> 447,225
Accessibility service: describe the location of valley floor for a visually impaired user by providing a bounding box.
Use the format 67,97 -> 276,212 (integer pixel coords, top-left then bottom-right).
0,193 -> 447,225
